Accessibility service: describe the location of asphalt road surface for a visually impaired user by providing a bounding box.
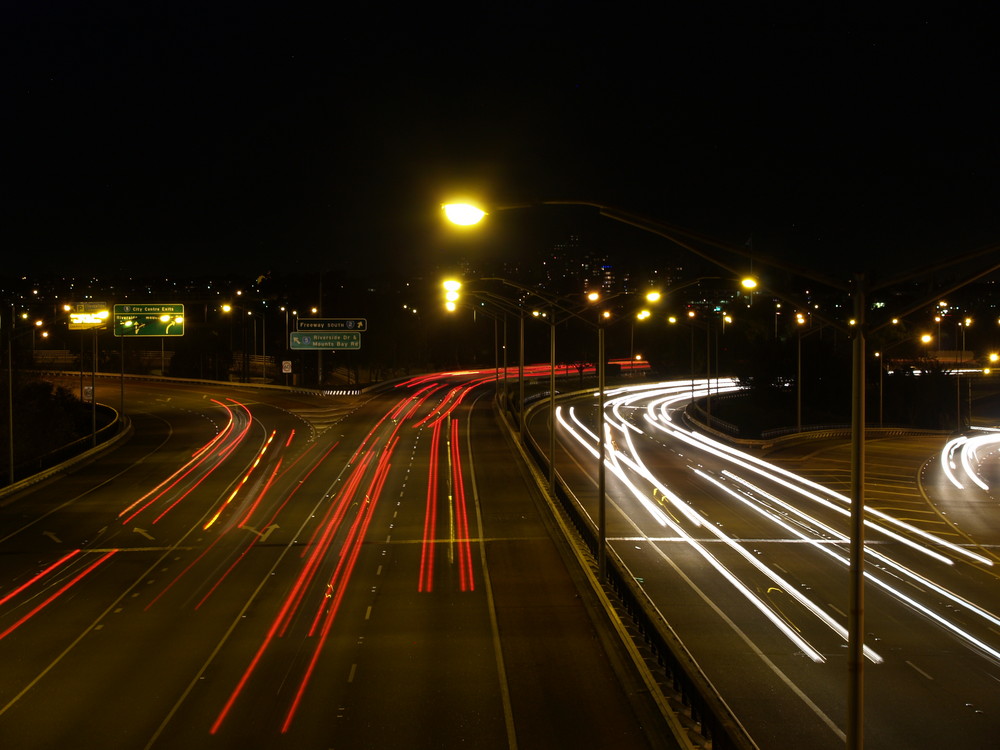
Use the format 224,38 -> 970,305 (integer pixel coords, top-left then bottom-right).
531,378 -> 1000,750
0,373 -> 679,750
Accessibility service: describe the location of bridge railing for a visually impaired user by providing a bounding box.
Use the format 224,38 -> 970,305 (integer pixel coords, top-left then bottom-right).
518,392 -> 758,750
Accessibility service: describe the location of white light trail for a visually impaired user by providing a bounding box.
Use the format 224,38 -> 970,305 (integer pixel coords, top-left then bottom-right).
555,378 -> 1000,667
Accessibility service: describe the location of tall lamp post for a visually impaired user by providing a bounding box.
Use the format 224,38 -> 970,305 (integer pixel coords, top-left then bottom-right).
442,199 -> 1000,750
444,281 -> 520,422
451,272 -> 661,577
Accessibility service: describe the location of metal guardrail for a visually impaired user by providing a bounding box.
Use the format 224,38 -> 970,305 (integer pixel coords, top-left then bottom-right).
519,393 -> 758,750
1,405 -> 132,498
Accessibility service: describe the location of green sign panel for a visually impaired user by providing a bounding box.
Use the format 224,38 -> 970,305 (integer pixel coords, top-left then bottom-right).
296,317 -> 367,332
114,304 -> 185,337
289,331 -> 361,350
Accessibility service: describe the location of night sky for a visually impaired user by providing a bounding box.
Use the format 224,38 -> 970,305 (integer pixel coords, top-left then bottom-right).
6,5 -> 998,284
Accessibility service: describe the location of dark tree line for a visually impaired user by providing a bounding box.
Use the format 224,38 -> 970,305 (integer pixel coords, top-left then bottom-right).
0,377 -> 103,483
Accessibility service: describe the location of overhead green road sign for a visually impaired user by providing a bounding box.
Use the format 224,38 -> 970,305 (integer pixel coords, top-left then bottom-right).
114,303 -> 185,337
289,331 -> 361,350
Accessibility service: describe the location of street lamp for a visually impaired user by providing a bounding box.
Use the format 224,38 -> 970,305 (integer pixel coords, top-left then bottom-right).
442,280 -> 520,420
442,203 -> 487,226
450,274 -> 660,577
957,317 -> 973,431
442,197 -> 1000,750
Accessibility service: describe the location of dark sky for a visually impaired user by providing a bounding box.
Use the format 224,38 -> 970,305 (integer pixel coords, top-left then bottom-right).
5,5 -> 998,283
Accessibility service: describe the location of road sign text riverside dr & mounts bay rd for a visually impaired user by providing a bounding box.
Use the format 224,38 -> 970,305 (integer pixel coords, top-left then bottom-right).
291,317 -> 366,349
289,332 -> 362,350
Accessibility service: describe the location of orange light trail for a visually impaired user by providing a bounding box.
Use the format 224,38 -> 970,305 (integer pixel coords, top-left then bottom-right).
412,385 -> 463,428
423,378 -> 494,429
212,444 -> 382,734
203,430 -> 277,530
118,398 -> 255,526
0,549 -> 82,608
144,438 -> 330,613
117,399 -> 238,522
285,438 -> 396,732
450,418 -> 475,591
418,420 -> 442,592
237,456 -> 283,528
0,550 -> 118,641
213,378 -> 486,734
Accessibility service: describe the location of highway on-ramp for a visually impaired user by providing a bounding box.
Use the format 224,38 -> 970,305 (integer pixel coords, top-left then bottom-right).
0,374 -> 676,750
531,378 -> 1000,750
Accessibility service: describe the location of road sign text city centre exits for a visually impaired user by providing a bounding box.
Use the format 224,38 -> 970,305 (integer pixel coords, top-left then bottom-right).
296,318 -> 367,332
114,304 -> 185,337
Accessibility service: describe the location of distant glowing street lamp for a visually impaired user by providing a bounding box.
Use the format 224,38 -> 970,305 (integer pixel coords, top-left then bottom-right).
443,279 -> 462,312
442,203 -> 487,226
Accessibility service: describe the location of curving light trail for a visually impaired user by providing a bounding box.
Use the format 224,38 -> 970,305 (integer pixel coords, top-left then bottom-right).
941,427 -> 1000,491
555,378 -> 1000,665
211,372 -> 485,735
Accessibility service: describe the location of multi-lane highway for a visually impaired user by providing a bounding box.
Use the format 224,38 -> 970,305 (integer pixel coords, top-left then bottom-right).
532,378 -> 1000,749
0,374 -> 676,750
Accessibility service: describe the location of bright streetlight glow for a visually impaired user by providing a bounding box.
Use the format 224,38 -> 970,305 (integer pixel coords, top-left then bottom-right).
442,203 -> 487,226
741,277 -> 758,290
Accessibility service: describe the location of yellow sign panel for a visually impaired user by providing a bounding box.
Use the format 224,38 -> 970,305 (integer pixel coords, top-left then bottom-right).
69,309 -> 110,330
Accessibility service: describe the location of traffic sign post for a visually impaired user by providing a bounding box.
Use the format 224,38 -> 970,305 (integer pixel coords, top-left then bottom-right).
296,318 -> 367,332
289,331 -> 362,350
113,304 -> 185,336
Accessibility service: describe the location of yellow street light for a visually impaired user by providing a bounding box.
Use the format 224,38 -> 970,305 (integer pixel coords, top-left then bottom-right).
741,277 -> 758,291
442,203 -> 487,226
442,279 -> 463,312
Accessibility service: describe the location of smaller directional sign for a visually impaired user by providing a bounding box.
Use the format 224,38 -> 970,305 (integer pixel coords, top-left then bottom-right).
289,331 -> 362,350
296,317 -> 367,332
113,304 -> 185,337
69,301 -> 110,330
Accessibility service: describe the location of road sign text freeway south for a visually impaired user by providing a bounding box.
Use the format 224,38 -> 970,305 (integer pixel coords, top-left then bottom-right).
296,318 -> 367,332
